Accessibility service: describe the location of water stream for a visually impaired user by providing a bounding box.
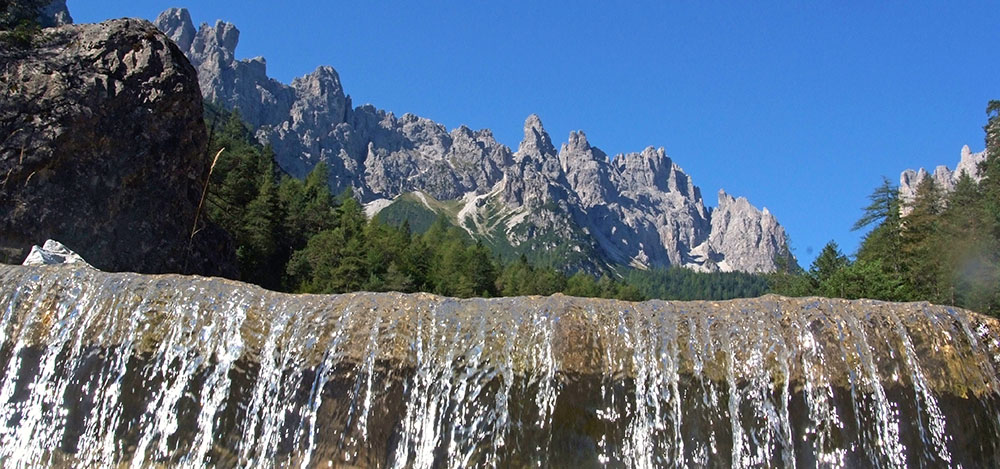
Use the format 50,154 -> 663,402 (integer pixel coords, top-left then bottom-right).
1,265 -> 998,467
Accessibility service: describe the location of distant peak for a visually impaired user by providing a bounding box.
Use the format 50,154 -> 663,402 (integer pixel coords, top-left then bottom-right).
641,146 -> 666,160
308,65 -> 343,87
523,114 -> 545,132
518,114 -> 556,157
39,0 -> 72,27
566,130 -> 590,152
313,65 -> 339,77
205,20 -> 240,55
717,188 -> 735,204
154,8 -> 195,51
291,65 -> 345,98
160,7 -> 190,19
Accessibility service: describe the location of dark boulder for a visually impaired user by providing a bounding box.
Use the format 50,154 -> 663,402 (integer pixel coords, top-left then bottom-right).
0,18 -> 237,277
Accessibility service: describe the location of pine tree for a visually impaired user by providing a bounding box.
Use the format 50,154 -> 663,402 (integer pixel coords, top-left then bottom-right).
810,241 -> 848,284
565,271 -> 600,297
824,258 -> 907,301
900,175 -> 944,301
380,262 -> 415,293
285,228 -> 342,293
280,163 -> 336,252
980,101 -> 1000,239
854,178 -> 905,280
852,177 -> 900,231
336,188 -> 366,238
970,100 -> 1000,313
467,242 -> 499,297
497,255 -> 533,296
936,173 -> 988,307
400,237 -> 431,291
239,176 -> 283,289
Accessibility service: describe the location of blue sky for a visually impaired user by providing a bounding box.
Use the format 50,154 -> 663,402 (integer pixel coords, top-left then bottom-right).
71,1 -> 999,265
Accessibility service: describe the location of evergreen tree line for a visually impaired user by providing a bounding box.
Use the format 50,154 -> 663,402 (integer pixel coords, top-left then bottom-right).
770,100 -> 1000,316
201,103 -> 770,301
625,268 -> 769,301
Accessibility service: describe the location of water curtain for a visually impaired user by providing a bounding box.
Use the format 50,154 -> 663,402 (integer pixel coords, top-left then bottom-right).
1,265 -> 998,467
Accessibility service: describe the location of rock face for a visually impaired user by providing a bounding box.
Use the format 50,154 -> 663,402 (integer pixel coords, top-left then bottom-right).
0,17 -> 236,276
900,145 -> 986,215
154,7 -> 790,273
38,0 -> 73,28
706,190 -> 787,272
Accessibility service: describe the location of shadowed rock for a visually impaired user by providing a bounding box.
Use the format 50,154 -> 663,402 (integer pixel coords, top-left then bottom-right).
0,18 -> 236,276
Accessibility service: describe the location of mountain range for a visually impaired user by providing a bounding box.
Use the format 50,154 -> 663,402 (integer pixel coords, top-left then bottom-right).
153,7 -> 791,274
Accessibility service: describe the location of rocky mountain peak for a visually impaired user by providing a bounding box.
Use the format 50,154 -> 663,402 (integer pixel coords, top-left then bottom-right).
614,146 -> 677,194
524,113 -> 544,131
559,130 -> 607,170
191,19 -> 239,60
518,114 -> 557,160
955,144 -> 984,180
154,8 -> 195,52
558,130 -> 614,209
706,189 -> 787,273
298,65 -> 343,90
39,0 -> 72,27
564,130 -> 591,153
717,188 -> 734,206
614,146 -> 668,170
291,66 -> 347,108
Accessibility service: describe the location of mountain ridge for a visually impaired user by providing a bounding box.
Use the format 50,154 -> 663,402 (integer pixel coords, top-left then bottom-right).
154,7 -> 792,274
899,144 -> 986,215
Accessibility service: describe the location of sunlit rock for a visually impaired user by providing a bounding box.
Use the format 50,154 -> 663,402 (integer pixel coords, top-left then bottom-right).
21,240 -> 90,267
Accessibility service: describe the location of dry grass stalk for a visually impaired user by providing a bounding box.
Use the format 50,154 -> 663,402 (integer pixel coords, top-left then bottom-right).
2,146 -> 24,189
190,147 -> 224,241
183,147 -> 224,274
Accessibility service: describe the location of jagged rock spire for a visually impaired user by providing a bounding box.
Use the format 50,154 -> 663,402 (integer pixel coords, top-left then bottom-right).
518,114 -> 557,159
154,8 -> 195,51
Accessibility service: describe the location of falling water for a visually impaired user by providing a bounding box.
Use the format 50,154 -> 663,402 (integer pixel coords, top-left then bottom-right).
1,264 -> 999,468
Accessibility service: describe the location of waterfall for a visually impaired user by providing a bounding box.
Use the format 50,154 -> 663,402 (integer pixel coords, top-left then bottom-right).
1,265 -> 998,467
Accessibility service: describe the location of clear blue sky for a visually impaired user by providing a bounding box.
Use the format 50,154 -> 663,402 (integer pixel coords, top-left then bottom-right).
71,1 -> 999,266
